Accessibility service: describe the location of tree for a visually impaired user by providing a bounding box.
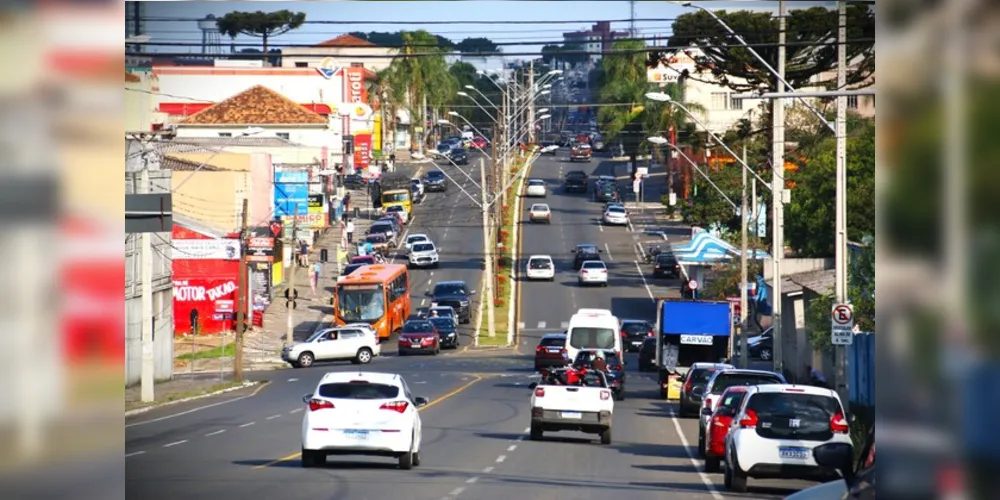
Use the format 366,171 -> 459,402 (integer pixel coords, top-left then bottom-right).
380,30 -> 456,151
659,6 -> 874,92
540,44 -> 562,65
456,37 -> 500,54
784,117 -> 875,257
804,235 -> 874,350
216,10 -> 306,62
349,31 -> 456,49
367,65 -> 407,153
596,40 -> 649,148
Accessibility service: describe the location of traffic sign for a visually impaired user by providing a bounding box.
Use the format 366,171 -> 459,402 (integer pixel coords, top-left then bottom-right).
688,279 -> 699,291
632,179 -> 641,193
830,303 -> 854,345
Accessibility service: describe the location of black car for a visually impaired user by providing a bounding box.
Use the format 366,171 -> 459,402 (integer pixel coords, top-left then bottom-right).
619,319 -> 654,352
449,148 -> 470,165
428,281 -> 474,324
572,350 -> 626,401
563,171 -> 588,193
429,317 -> 460,349
343,174 -> 366,190
652,252 -> 680,279
595,185 -> 617,202
678,363 -> 734,417
571,244 -> 602,270
637,337 -> 658,372
423,170 -> 447,192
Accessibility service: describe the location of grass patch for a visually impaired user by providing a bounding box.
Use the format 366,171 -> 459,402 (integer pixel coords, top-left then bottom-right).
125,381 -> 249,412
176,343 -> 235,360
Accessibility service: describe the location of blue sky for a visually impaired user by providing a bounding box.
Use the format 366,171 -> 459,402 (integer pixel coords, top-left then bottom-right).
138,1 -> 837,57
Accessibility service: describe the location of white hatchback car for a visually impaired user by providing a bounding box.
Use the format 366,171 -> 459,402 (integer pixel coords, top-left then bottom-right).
408,242 -> 440,268
405,234 -> 430,253
525,255 -> 555,281
525,179 -> 547,197
301,371 -> 428,469
724,384 -> 853,493
282,326 -> 381,368
577,260 -> 608,286
602,206 -> 628,226
528,203 -> 552,224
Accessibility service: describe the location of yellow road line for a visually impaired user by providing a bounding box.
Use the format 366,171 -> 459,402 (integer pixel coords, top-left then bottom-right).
252,375 -> 485,469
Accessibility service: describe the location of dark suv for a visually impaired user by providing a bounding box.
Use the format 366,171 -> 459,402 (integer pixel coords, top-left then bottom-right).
652,252 -> 680,279
571,244 -> 602,270
563,171 -> 588,193
619,319 -> 654,352
423,170 -> 448,192
678,362 -> 734,417
428,281 -> 474,323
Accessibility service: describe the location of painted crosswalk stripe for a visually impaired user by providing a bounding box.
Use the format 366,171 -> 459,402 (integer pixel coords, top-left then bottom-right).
537,321 -> 546,329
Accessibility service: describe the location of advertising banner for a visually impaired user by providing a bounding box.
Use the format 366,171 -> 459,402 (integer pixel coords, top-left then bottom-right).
173,277 -> 239,334
354,133 -> 372,174
273,170 -> 310,217
344,66 -> 367,104
307,194 -> 328,229
647,52 -> 697,84
373,114 -> 382,152
280,213 -> 326,230
246,226 -> 275,263
172,238 -> 240,260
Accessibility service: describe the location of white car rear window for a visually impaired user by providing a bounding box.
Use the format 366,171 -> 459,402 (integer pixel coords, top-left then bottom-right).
319,382 -> 399,399
582,262 -> 605,269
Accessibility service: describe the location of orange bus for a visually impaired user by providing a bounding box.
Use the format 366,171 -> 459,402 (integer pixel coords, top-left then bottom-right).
333,264 -> 411,340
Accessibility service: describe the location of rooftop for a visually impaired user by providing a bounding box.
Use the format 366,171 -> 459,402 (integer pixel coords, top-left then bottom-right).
167,136 -> 306,148
315,34 -> 377,47
182,85 -> 328,126
161,154 -> 222,171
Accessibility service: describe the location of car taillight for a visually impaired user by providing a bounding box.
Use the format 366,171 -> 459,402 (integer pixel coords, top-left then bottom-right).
380,401 -> 409,413
830,411 -> 850,433
739,409 -> 758,428
600,269 -> 607,273
536,345 -> 546,353
683,378 -> 693,393
534,387 -> 545,397
647,331 -> 654,337
620,331 -> 627,337
308,399 -> 335,412
600,390 -> 611,400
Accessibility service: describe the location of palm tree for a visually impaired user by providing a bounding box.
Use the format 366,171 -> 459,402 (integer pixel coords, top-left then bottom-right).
382,31 -> 456,154
596,40 -> 648,149
367,66 -> 406,155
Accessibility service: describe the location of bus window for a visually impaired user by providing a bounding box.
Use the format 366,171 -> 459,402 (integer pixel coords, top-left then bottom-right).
337,284 -> 385,322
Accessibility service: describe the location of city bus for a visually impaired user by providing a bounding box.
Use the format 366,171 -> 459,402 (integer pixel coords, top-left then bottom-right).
333,264 -> 410,340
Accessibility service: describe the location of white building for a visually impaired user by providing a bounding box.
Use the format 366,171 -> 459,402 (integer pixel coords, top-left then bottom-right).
281,34 -> 397,73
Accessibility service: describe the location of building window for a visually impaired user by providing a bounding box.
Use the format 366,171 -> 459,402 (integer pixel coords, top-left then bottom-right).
276,132 -> 290,140
218,132 -> 232,138
730,95 -> 744,110
847,95 -> 859,109
711,92 -> 728,110
351,62 -> 364,68
295,61 -> 308,68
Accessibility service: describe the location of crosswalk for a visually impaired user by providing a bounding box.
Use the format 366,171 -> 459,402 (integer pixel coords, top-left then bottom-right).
517,321 -> 571,332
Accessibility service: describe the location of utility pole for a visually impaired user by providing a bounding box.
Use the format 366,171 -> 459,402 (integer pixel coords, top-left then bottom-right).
527,61 -> 536,144
834,0 -> 849,402
480,157 -> 496,338
286,205 -> 299,345
140,167 -> 154,402
234,198 -> 249,383
770,0 -> 787,377
740,143 -> 749,368
500,79 -> 510,209
419,93 -> 427,156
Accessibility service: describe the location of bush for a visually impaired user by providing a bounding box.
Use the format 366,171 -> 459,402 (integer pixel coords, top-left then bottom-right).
498,275 -> 508,285
494,299 -> 505,307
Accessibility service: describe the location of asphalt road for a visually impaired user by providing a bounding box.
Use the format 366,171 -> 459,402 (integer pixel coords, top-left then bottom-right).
123,151 -> 818,500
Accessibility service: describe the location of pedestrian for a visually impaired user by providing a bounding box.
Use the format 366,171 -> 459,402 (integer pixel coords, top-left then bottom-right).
344,193 -> 351,214
298,240 -> 309,267
346,219 -> 355,244
388,153 -> 395,172
310,261 -> 321,296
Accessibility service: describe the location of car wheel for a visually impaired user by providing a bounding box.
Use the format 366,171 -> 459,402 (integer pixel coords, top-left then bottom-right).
297,352 -> 314,368
412,452 -> 421,467
301,449 -> 325,468
705,457 -> 721,473
616,391 -> 626,401
599,427 -> 612,445
398,350 -> 406,357
530,424 -> 543,441
727,448 -> 749,492
398,450 -> 414,470
759,347 -> 772,361
356,347 -> 373,364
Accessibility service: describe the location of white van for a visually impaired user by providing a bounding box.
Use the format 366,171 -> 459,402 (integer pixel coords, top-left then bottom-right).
564,309 -> 622,362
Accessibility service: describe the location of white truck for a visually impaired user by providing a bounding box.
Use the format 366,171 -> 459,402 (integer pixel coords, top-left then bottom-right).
529,369 -> 615,444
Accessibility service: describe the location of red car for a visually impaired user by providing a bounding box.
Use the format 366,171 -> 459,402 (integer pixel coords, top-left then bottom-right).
398,320 -> 440,356
704,385 -> 749,472
351,255 -> 376,265
471,136 -> 488,150
533,333 -> 569,371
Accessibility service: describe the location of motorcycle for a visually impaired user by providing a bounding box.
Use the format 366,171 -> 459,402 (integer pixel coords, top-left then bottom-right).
643,244 -> 663,264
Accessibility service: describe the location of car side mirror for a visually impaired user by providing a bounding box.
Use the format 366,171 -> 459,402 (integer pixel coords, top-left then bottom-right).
302,393 -> 313,404
812,442 -> 854,481
598,249 -> 604,253
425,291 -> 432,297
691,386 -> 705,398
570,249 -> 576,253
701,407 -> 713,416
413,396 -> 429,408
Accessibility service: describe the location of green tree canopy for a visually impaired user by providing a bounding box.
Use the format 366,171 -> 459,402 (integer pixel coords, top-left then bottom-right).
659,6 -> 874,92
348,31 -> 455,49
216,10 -> 306,59
456,37 -> 501,54
804,236 -> 875,350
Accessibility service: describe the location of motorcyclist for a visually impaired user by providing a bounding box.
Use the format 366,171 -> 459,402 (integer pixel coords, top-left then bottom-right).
591,351 -> 609,374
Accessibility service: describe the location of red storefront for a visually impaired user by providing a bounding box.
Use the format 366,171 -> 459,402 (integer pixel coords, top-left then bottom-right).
171,223 -> 243,336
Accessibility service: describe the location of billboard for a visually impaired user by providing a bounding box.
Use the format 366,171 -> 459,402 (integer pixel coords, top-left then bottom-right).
273,170 -> 309,217
647,52 -> 697,84
344,66 -> 367,104
354,133 -> 372,174
172,238 -> 240,260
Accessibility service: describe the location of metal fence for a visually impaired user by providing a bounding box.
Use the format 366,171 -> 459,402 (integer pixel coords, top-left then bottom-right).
847,332 -> 875,408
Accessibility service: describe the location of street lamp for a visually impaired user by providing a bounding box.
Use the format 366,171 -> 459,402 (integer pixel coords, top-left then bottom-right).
647,136 -> 737,210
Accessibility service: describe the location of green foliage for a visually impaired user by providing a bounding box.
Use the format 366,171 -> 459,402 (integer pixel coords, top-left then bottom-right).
804,237 -> 875,349
785,118 -> 875,257
456,37 -> 501,54
681,162 -> 743,233
702,258 -> 764,300
596,40 -> 648,143
540,43 -> 589,67
349,31 -> 455,49
216,10 -> 306,56
660,6 -> 874,92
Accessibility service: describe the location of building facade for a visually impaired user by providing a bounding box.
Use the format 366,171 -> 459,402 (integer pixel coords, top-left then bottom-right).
281,34 -> 398,73
563,21 -> 630,63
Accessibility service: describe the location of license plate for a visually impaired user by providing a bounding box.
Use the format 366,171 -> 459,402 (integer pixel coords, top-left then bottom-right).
632,341 -> 642,346
779,447 -> 808,460
343,430 -> 369,440
561,411 -> 582,419
680,334 -> 714,346
547,348 -> 560,353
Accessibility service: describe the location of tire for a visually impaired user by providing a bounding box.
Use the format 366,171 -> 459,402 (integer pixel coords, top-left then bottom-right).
398,350 -> 407,357
398,451 -> 414,470
530,424 -> 543,441
616,391 -> 626,401
301,449 -> 325,468
725,449 -> 749,492
297,352 -> 315,368
760,347 -> 772,361
600,427 -> 612,445
705,457 -> 721,473
412,452 -> 421,467
356,347 -> 373,364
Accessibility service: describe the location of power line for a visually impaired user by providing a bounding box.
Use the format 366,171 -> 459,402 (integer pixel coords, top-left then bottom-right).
140,16 -> 684,25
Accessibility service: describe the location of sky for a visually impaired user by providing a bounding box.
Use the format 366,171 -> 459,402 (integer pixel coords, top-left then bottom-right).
136,1 -> 839,58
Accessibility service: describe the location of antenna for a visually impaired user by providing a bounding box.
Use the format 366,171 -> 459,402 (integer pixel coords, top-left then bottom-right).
629,0 -> 637,37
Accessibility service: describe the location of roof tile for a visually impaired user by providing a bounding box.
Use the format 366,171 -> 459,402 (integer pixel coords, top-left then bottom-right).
182,85 -> 328,126
316,34 -> 376,47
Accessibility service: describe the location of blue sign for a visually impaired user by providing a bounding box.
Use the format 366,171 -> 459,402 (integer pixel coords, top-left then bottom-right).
273,170 -> 309,217
659,301 -> 731,336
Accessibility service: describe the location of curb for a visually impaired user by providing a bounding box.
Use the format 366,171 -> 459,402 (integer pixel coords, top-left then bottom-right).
508,157 -> 532,347
124,380 -> 265,417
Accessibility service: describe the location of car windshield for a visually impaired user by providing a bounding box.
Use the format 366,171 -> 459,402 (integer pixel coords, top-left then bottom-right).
433,283 -> 467,296
318,382 -> 400,400
528,180 -> 544,186
710,373 -> 785,395
429,318 -> 455,331
531,205 -> 549,212
748,392 -> 841,439
568,327 -> 616,349
582,261 -> 605,270
622,322 -> 649,335
370,224 -> 393,234
382,192 -> 408,203
436,144 -> 451,152
366,234 -> 386,244
412,243 -> 435,252
337,285 -> 385,323
426,171 -> 444,179
656,254 -> 676,264
690,368 -> 720,385
407,236 -> 428,244
577,246 -> 598,254
386,206 -> 403,213
608,207 -> 626,214
402,321 -> 435,334
528,259 -> 552,269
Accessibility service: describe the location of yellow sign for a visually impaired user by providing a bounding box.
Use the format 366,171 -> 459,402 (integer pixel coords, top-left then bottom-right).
373,114 -> 382,151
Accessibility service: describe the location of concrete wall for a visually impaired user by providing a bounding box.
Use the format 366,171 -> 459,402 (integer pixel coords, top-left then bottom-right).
170,171 -> 247,231
762,258 -> 833,281
281,47 -> 397,72
175,126 -> 338,152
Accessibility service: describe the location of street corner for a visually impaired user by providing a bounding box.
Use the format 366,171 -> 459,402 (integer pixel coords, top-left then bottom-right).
125,379 -> 267,418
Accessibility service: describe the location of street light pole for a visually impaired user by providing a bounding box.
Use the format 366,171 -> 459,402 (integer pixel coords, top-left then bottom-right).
834,0 -> 849,403
480,157 -> 496,338
771,0 -> 787,377
740,143 -> 750,368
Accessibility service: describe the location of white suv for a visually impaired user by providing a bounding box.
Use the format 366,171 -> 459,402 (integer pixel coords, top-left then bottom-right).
301,371 -> 428,469
724,384 -> 853,493
282,326 -> 381,368
408,241 -> 440,268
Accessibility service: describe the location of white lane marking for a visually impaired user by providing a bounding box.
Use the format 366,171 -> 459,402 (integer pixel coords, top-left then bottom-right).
163,440 -> 188,448
483,466 -> 495,473
205,429 -> 226,437
421,299 -> 427,305
495,455 -> 506,463
124,385 -> 262,428
429,271 -> 434,277
560,321 -> 569,329
449,487 -> 466,496
507,444 -> 517,451
266,414 -> 281,420
634,261 -> 656,303
289,408 -> 303,414
627,217 -> 635,232
125,451 -> 146,458
598,222 -> 604,232
605,242 -> 613,261
537,321 -> 546,329
670,411 -> 725,500
287,378 -> 299,382
466,476 -> 479,484
239,422 -> 255,428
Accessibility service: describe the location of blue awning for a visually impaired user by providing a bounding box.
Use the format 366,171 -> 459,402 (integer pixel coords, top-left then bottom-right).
673,230 -> 771,264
